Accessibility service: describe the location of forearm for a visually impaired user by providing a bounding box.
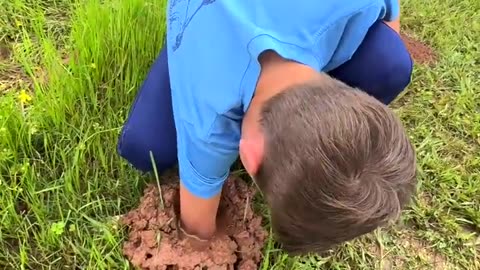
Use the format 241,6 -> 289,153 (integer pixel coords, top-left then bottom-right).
179,182 -> 220,240
384,0 -> 401,33
384,19 -> 400,33
175,137 -> 238,244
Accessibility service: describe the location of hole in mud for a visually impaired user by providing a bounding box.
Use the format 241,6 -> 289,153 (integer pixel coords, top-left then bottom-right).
172,188 -> 180,218
14,199 -> 29,216
232,259 -> 240,270
145,253 -> 153,259
0,44 -> 11,60
133,238 -> 142,248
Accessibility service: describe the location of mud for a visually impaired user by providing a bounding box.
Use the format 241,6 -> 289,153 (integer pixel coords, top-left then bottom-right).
121,177 -> 268,270
401,33 -> 438,66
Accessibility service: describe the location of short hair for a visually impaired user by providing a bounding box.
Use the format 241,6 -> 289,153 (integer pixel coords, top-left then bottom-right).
254,74 -> 417,255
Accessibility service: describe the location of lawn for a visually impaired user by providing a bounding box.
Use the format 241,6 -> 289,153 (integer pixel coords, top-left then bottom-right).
0,0 -> 479,269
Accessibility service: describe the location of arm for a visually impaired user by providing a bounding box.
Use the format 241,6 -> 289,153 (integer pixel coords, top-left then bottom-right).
174,119 -> 240,244
165,0 -> 252,245
383,0 -> 400,33
384,18 -> 400,33
179,183 -> 220,240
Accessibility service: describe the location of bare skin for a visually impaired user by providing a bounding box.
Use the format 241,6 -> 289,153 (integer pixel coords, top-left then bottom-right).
179,14 -> 402,243
179,183 -> 220,240
385,19 -> 400,33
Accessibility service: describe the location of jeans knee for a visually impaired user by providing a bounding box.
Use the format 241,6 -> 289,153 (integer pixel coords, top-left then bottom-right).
117,126 -> 177,173
327,22 -> 414,105
377,49 -> 413,104
387,53 -> 413,92
117,127 -> 151,172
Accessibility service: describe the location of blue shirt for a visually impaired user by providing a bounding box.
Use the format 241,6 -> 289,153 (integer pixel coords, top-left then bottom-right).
166,0 -> 400,198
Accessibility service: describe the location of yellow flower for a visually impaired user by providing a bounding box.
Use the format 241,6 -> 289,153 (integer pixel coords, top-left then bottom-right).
18,89 -> 32,104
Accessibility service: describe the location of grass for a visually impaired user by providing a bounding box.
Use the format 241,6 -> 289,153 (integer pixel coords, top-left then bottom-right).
0,0 -> 478,269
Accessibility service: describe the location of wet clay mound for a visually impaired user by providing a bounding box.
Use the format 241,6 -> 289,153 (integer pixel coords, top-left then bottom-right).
121,177 -> 268,270
401,33 -> 438,66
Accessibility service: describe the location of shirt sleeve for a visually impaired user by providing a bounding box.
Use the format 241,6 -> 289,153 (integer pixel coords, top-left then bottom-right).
384,0 -> 400,21
166,0 -> 247,199
176,116 -> 241,199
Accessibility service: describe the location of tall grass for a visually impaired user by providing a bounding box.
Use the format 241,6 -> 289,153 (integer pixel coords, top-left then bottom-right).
1,0 -> 166,268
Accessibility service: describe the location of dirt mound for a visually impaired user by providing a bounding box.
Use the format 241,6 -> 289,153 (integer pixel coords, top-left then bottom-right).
401,34 -> 437,66
121,177 -> 268,270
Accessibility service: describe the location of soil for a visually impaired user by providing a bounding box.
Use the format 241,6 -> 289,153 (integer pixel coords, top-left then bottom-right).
0,43 -> 32,93
121,176 -> 268,270
368,231 -> 451,270
401,33 -> 438,66
0,44 -> 10,61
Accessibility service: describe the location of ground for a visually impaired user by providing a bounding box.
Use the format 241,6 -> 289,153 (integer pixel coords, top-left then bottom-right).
0,0 -> 478,269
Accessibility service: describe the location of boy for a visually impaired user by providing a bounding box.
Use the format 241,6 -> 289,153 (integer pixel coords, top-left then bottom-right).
117,0 -> 417,254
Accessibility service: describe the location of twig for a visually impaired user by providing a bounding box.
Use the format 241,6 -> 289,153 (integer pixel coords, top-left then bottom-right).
149,151 -> 164,210
243,193 -> 250,222
156,230 -> 162,248
375,229 -> 385,270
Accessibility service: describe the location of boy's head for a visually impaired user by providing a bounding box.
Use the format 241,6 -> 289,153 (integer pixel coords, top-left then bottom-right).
240,68 -> 417,254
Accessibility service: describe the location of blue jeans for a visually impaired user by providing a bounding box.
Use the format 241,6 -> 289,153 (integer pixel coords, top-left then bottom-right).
117,21 -> 413,173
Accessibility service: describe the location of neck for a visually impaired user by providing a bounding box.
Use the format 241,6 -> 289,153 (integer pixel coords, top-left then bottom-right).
242,51 -> 318,137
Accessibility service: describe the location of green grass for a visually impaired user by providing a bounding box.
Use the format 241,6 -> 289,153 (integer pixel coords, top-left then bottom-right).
0,0 -> 478,269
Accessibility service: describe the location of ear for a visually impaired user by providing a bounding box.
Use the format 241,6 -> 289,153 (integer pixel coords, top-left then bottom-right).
239,137 -> 264,176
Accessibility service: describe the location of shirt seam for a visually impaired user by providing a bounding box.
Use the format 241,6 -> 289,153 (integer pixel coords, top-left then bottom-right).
238,33 -> 321,113
312,1 -> 381,48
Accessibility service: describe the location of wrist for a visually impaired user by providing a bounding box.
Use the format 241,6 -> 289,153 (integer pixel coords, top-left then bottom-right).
177,218 -> 214,241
